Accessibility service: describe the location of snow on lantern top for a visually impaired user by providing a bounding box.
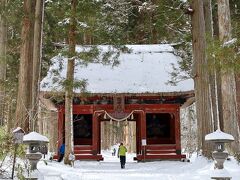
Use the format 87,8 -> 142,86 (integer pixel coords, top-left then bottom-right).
23,131 -> 49,143
12,127 -> 25,134
205,129 -> 234,142
12,127 -> 25,144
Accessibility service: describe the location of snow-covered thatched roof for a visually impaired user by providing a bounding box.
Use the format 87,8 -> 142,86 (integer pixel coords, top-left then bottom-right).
40,44 -> 194,94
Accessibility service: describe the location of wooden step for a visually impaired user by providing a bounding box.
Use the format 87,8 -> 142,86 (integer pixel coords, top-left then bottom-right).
146,149 -> 176,154
74,145 -> 92,150
145,144 -> 176,150
75,154 -> 103,161
74,150 -> 92,154
134,154 -> 186,161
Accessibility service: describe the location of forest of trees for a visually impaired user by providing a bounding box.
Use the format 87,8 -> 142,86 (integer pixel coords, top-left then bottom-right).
0,0 -> 240,167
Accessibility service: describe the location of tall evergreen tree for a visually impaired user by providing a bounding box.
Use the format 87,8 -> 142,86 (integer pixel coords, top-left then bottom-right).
32,0 -> 44,131
64,0 -> 77,165
218,0 -> 240,153
15,0 -> 36,132
191,0 -> 213,158
0,0 -> 7,126
3,0 -> 22,132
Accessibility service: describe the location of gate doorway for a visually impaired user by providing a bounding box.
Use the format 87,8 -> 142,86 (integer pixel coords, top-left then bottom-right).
100,120 -> 137,161
57,104 -> 186,161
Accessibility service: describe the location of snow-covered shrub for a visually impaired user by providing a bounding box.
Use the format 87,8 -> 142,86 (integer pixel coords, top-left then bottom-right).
0,127 -> 26,178
0,127 -> 13,175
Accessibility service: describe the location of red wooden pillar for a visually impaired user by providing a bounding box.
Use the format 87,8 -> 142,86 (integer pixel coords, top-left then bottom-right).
98,117 -> 101,154
140,111 -> 146,154
136,113 -> 141,155
92,114 -> 98,155
174,106 -> 181,154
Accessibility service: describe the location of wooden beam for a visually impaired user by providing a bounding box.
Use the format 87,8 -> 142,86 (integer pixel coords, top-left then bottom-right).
174,106 -> 181,152
92,114 -> 98,155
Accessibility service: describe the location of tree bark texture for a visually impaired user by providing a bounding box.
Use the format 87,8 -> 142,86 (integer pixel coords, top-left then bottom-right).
203,0 -> 222,131
0,0 -> 7,126
31,0 -> 44,131
15,0 -> 35,132
191,0 -> 213,158
64,0 -> 77,165
38,103 -> 58,153
6,99 -> 13,132
218,0 -> 240,153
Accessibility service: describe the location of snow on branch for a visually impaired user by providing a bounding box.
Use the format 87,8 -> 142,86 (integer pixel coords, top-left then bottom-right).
223,38 -> 237,47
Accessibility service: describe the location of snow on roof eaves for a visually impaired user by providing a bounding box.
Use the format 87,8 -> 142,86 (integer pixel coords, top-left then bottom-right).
40,44 -> 194,94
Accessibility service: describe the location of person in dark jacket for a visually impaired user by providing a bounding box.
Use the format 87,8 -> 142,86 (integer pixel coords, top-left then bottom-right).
112,148 -> 116,156
118,143 -> 127,169
58,143 -> 65,162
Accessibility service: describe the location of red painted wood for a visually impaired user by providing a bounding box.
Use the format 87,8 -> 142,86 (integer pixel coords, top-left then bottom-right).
136,113 -> 141,155
171,113 -> 176,143
98,116 -> 101,154
125,104 -> 179,112
147,139 -> 175,144
74,145 -> 92,150
141,112 -> 146,140
75,155 -> 103,161
73,105 -> 93,114
92,114 -> 98,154
145,144 -> 176,150
53,155 -> 58,160
56,97 -> 185,161
174,108 -> 181,151
146,150 -> 176,154
74,150 -> 92,154
135,154 -> 186,161
74,138 -> 92,145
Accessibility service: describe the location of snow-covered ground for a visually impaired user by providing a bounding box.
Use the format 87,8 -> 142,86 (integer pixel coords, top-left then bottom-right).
36,151 -> 240,180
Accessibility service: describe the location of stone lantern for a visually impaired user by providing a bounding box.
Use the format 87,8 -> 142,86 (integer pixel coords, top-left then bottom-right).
13,127 -> 25,144
23,132 -> 49,174
205,129 -> 234,180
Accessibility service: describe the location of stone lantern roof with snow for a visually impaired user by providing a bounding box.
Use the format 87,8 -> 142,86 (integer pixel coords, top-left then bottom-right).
205,129 -> 234,143
23,131 -> 49,143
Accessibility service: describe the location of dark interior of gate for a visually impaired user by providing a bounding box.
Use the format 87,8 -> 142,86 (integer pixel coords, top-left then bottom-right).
146,113 -> 175,144
56,94 -> 192,161
73,114 -> 93,145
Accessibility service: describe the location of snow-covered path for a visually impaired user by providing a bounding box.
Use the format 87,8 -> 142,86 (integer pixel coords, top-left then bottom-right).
38,152 -> 240,180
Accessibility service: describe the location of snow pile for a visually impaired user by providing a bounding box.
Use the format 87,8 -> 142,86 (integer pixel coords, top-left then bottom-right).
23,132 -> 49,142
41,44 -> 193,93
36,152 -> 240,180
210,168 -> 232,179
